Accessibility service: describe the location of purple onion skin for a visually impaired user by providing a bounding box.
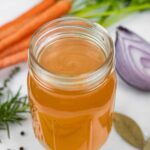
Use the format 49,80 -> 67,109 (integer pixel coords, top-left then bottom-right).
115,26 -> 150,91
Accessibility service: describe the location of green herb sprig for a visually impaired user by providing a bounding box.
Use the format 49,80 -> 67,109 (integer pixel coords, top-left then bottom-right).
71,0 -> 150,27
0,67 -> 20,96
0,67 -> 29,138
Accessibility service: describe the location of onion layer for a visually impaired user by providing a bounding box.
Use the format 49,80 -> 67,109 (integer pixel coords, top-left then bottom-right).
115,26 -> 150,91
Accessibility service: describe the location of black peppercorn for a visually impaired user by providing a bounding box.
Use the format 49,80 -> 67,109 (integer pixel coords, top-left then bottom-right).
19,147 -> 24,150
20,131 -> 25,136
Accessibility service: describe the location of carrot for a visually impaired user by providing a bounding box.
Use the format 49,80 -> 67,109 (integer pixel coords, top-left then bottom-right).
0,49 -> 27,69
0,37 -> 30,58
0,0 -> 55,40
0,0 -> 71,52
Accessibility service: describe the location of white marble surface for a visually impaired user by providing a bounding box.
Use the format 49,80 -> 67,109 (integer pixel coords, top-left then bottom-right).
0,0 -> 150,150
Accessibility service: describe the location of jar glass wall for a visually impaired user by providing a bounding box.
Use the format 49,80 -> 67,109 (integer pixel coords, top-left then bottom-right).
28,17 -> 116,150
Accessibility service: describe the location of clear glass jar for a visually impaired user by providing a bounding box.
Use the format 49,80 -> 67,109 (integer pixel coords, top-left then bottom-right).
28,17 -> 116,150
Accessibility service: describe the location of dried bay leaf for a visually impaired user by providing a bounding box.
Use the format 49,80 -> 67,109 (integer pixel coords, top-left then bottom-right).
113,112 -> 145,149
143,139 -> 150,150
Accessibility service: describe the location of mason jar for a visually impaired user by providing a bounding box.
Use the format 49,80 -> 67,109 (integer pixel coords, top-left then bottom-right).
28,17 -> 116,150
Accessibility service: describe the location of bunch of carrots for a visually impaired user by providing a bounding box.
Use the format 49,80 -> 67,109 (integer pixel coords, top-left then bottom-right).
0,0 -> 71,69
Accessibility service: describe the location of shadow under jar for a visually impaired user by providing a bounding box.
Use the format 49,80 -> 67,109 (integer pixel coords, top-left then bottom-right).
27,17 -> 116,150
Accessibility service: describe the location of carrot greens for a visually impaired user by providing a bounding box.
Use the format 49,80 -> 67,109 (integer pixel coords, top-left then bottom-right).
71,0 -> 150,27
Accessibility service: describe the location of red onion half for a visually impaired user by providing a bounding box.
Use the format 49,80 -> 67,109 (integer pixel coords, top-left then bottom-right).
115,26 -> 150,91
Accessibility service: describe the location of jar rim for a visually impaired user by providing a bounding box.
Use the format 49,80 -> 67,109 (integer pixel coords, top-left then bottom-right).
29,17 -> 115,90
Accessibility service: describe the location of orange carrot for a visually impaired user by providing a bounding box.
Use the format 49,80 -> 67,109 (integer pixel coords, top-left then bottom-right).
0,0 -> 55,40
0,37 -> 30,58
0,49 -> 27,69
0,0 -> 71,52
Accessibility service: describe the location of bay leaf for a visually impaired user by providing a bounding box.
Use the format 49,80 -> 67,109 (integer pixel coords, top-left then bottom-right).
113,112 -> 145,149
143,139 -> 150,150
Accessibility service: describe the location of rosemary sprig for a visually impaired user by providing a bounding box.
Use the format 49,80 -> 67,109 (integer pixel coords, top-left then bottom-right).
0,67 -> 20,96
0,67 -> 29,138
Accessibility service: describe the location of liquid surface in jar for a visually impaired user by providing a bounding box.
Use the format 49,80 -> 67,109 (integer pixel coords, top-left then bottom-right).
28,37 -> 116,150
39,37 -> 105,76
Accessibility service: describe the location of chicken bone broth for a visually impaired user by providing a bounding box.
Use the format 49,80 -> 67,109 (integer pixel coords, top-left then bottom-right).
28,17 -> 116,150
38,37 -> 105,76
